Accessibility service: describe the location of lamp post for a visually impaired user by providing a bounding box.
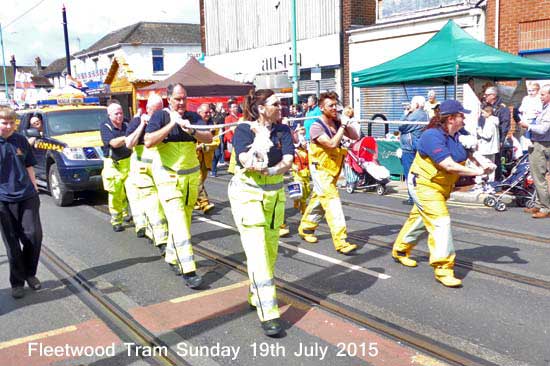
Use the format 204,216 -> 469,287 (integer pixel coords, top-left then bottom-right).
290,0 -> 299,105
0,23 -> 9,100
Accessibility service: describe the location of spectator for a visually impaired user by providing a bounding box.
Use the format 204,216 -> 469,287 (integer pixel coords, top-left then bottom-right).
224,102 -> 240,156
341,105 -> 361,146
479,86 -> 511,181
211,102 -> 226,171
27,114 -> 44,147
304,95 -> 322,142
518,84 -> 550,218
425,90 -> 439,120
518,82 -> 543,152
476,106 -> 500,182
399,96 -> 428,205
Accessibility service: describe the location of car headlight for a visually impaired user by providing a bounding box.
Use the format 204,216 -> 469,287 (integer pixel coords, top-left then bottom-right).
62,147 -> 86,160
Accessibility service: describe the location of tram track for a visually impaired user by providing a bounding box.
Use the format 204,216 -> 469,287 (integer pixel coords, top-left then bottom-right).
39,244 -> 190,366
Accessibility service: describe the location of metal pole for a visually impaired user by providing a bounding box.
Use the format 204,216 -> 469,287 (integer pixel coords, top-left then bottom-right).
62,5 -> 72,75
291,0 -> 299,105
0,24 -> 9,99
454,64 -> 459,100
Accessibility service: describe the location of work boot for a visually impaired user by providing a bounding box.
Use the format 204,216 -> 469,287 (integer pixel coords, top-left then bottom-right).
298,228 -> 318,243
392,251 -> 418,267
123,215 -> 133,223
113,224 -> 124,232
336,243 -> 358,255
202,202 -> 215,214
136,228 -> 146,238
26,276 -> 42,290
261,319 -> 282,337
11,286 -> 25,299
183,272 -> 203,289
169,263 -> 183,276
157,243 -> 167,257
434,269 -> 462,288
279,224 -> 290,237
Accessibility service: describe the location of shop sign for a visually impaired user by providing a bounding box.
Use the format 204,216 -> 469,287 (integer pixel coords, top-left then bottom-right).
261,53 -> 302,73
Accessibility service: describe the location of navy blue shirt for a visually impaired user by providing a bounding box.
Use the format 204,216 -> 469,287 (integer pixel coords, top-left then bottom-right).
100,120 -> 132,160
126,116 -> 145,145
417,128 -> 468,164
0,132 -> 38,202
145,109 -> 203,142
233,123 -> 295,168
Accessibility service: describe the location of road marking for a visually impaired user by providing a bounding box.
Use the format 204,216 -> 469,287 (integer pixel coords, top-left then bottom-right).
0,325 -> 77,350
195,216 -> 391,280
170,280 -> 249,304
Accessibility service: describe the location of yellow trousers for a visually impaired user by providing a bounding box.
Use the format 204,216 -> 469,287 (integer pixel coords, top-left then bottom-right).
292,169 -> 311,214
101,157 -> 130,226
392,176 -> 455,275
299,165 -> 348,250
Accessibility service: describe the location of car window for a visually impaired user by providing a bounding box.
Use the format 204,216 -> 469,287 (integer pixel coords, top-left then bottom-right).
46,109 -> 108,136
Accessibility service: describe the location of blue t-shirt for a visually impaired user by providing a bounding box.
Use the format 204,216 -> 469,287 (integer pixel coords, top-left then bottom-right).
145,109 -> 203,143
233,123 -> 295,168
304,106 -> 322,141
126,116 -> 145,145
100,119 -> 132,160
417,128 -> 468,164
0,133 -> 38,202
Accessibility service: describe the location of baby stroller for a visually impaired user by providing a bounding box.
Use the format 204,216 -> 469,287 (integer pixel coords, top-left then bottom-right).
343,136 -> 390,195
483,154 -> 537,211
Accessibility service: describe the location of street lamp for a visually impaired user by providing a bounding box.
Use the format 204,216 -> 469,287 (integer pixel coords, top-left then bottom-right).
0,23 -> 9,100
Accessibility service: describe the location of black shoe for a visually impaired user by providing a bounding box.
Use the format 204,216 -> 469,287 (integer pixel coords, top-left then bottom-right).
113,224 -> 124,232
157,243 -> 167,256
169,263 -> 183,276
26,276 -> 41,290
136,228 -> 146,238
182,272 -> 203,289
261,319 -> 282,336
11,286 -> 25,299
403,199 -> 414,206
123,215 -> 133,223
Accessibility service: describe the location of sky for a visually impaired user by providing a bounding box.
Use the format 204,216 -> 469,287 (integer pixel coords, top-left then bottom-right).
1,0 -> 200,66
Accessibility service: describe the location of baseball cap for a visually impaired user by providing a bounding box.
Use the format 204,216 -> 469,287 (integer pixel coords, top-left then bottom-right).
439,100 -> 470,116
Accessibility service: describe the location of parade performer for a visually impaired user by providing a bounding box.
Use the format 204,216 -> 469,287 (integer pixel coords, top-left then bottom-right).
392,100 -> 495,287
125,94 -> 169,255
0,107 -> 43,299
291,125 -> 311,214
298,92 -> 360,255
194,103 -> 220,214
228,89 -> 294,336
100,102 -> 132,232
144,83 -> 212,289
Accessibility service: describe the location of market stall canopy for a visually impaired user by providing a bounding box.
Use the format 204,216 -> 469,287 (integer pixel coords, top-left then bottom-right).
137,57 -> 254,99
351,20 -> 550,88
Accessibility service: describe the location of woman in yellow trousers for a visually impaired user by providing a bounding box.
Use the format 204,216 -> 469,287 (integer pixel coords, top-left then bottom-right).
228,89 -> 294,336
392,100 -> 494,287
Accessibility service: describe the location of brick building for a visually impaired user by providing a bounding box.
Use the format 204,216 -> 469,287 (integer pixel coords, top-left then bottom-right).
485,0 -> 550,62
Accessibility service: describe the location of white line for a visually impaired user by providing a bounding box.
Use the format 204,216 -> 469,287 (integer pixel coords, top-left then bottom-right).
195,216 -> 390,280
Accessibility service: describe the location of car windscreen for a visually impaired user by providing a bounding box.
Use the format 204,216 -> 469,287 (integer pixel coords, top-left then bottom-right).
46,109 -> 108,136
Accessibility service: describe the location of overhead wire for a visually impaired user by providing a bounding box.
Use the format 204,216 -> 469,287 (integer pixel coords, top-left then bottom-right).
3,0 -> 49,30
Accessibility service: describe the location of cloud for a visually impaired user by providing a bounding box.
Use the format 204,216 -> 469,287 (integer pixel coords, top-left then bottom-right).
1,0 -> 200,65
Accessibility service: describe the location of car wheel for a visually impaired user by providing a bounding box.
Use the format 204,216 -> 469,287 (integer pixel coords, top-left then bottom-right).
48,164 -> 74,206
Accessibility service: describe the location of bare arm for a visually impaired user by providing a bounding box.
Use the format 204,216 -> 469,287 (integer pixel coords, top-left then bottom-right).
144,120 -> 177,148
26,166 -> 38,191
266,154 -> 293,175
126,119 -> 147,149
109,136 -> 127,148
315,124 -> 348,149
437,156 -> 489,176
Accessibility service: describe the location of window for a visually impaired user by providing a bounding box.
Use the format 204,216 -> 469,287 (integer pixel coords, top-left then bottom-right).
152,48 -> 164,72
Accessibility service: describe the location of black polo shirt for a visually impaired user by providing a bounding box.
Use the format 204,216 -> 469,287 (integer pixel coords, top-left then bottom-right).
233,123 -> 295,168
145,109 -> 203,143
100,119 -> 132,161
0,132 -> 38,202
126,116 -> 145,145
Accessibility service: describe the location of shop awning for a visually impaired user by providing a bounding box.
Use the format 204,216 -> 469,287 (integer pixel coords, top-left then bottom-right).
137,57 -> 254,99
351,20 -> 550,88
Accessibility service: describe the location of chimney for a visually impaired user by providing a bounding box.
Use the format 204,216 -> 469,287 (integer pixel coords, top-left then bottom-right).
34,56 -> 42,74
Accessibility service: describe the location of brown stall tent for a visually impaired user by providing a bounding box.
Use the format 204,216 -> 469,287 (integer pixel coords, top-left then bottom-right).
137,57 -> 254,111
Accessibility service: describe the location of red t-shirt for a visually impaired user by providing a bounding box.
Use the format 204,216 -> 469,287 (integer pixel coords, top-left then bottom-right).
224,114 -> 240,143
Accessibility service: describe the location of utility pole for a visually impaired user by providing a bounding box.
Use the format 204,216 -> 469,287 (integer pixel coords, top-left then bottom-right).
290,0 -> 299,105
0,23 -> 9,100
62,5 -> 72,75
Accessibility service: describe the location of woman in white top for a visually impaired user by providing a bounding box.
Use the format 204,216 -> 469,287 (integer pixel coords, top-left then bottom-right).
477,106 -> 500,182
519,82 -> 543,151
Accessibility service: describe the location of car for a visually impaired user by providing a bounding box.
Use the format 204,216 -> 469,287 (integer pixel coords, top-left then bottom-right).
17,98 -> 108,206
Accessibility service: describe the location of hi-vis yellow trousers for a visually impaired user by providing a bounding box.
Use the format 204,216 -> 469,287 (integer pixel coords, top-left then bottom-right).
299,165 -> 348,250
101,157 -> 130,226
392,175 -> 456,275
228,169 -> 285,322
127,149 -> 168,245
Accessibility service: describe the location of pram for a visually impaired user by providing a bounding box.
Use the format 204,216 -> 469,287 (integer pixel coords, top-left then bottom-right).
483,153 -> 537,211
343,136 -> 390,195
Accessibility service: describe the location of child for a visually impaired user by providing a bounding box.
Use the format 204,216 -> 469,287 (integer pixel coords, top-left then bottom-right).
476,106 -> 500,182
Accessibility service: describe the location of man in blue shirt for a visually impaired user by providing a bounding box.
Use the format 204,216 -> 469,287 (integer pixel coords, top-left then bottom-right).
0,107 -> 43,298
304,95 -> 322,142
